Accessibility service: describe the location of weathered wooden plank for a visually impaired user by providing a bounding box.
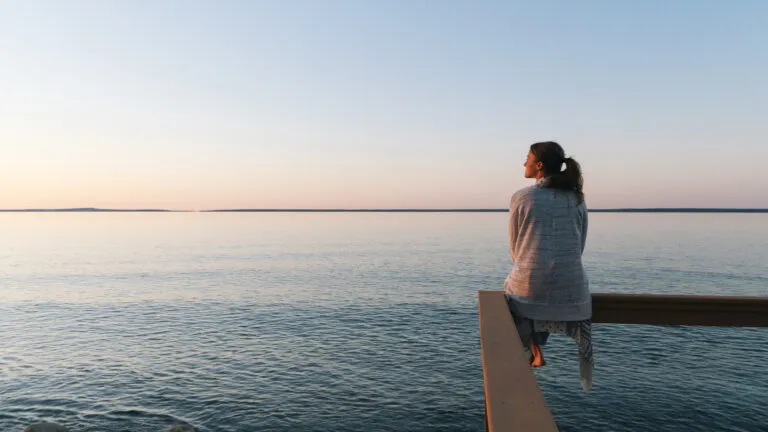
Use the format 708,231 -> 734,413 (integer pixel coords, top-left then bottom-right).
478,291 -> 558,432
592,293 -> 768,327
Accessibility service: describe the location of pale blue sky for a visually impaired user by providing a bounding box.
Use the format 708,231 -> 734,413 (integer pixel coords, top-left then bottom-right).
1,0 -> 766,209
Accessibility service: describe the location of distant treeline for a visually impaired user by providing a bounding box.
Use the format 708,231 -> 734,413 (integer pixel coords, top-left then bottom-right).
588,208 -> 768,213
0,208 -> 174,212
204,208 -> 768,213
1,208 -> 766,213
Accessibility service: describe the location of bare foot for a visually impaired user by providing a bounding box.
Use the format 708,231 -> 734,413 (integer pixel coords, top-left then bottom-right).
530,344 -> 546,367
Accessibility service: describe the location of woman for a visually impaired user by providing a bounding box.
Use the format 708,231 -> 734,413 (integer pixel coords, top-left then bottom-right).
505,141 -> 593,391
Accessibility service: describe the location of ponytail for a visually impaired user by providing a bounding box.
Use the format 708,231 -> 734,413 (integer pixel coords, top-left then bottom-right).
557,157 -> 584,204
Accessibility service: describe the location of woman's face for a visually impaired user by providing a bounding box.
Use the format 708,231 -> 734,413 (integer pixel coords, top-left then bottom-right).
524,150 -> 542,179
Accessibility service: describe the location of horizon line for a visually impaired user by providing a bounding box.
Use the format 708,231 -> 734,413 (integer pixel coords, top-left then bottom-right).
1,207 -> 767,213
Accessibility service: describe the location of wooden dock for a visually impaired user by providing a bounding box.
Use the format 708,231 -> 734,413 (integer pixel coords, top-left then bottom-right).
478,291 -> 768,431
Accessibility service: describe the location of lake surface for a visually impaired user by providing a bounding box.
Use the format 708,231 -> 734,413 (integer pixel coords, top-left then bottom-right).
1,213 -> 767,431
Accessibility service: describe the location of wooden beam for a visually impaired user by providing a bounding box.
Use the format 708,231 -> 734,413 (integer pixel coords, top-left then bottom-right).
478,291 -> 768,429
478,291 -> 558,432
592,293 -> 768,327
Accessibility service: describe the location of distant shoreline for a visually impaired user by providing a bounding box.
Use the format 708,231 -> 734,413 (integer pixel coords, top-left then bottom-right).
589,208 -> 768,213
0,208 -> 177,213
1,208 -> 767,213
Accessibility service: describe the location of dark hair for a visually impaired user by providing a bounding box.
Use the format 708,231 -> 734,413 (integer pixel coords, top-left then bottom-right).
530,141 -> 584,203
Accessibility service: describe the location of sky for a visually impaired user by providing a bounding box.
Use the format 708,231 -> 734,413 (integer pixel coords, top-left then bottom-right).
1,0 -> 767,210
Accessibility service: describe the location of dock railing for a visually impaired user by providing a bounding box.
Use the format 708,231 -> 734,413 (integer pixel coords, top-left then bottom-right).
477,291 -> 768,432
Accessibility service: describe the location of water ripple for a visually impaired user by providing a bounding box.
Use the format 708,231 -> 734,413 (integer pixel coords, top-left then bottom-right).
2,213 -> 767,431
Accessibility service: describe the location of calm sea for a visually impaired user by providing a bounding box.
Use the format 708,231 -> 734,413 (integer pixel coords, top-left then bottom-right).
1,213 -> 766,432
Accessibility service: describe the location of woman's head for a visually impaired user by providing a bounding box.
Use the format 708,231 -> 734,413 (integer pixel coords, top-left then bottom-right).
524,141 -> 584,203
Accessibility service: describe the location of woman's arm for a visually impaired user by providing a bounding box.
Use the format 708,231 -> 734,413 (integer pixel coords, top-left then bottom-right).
509,198 -> 520,262
580,203 -> 588,254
